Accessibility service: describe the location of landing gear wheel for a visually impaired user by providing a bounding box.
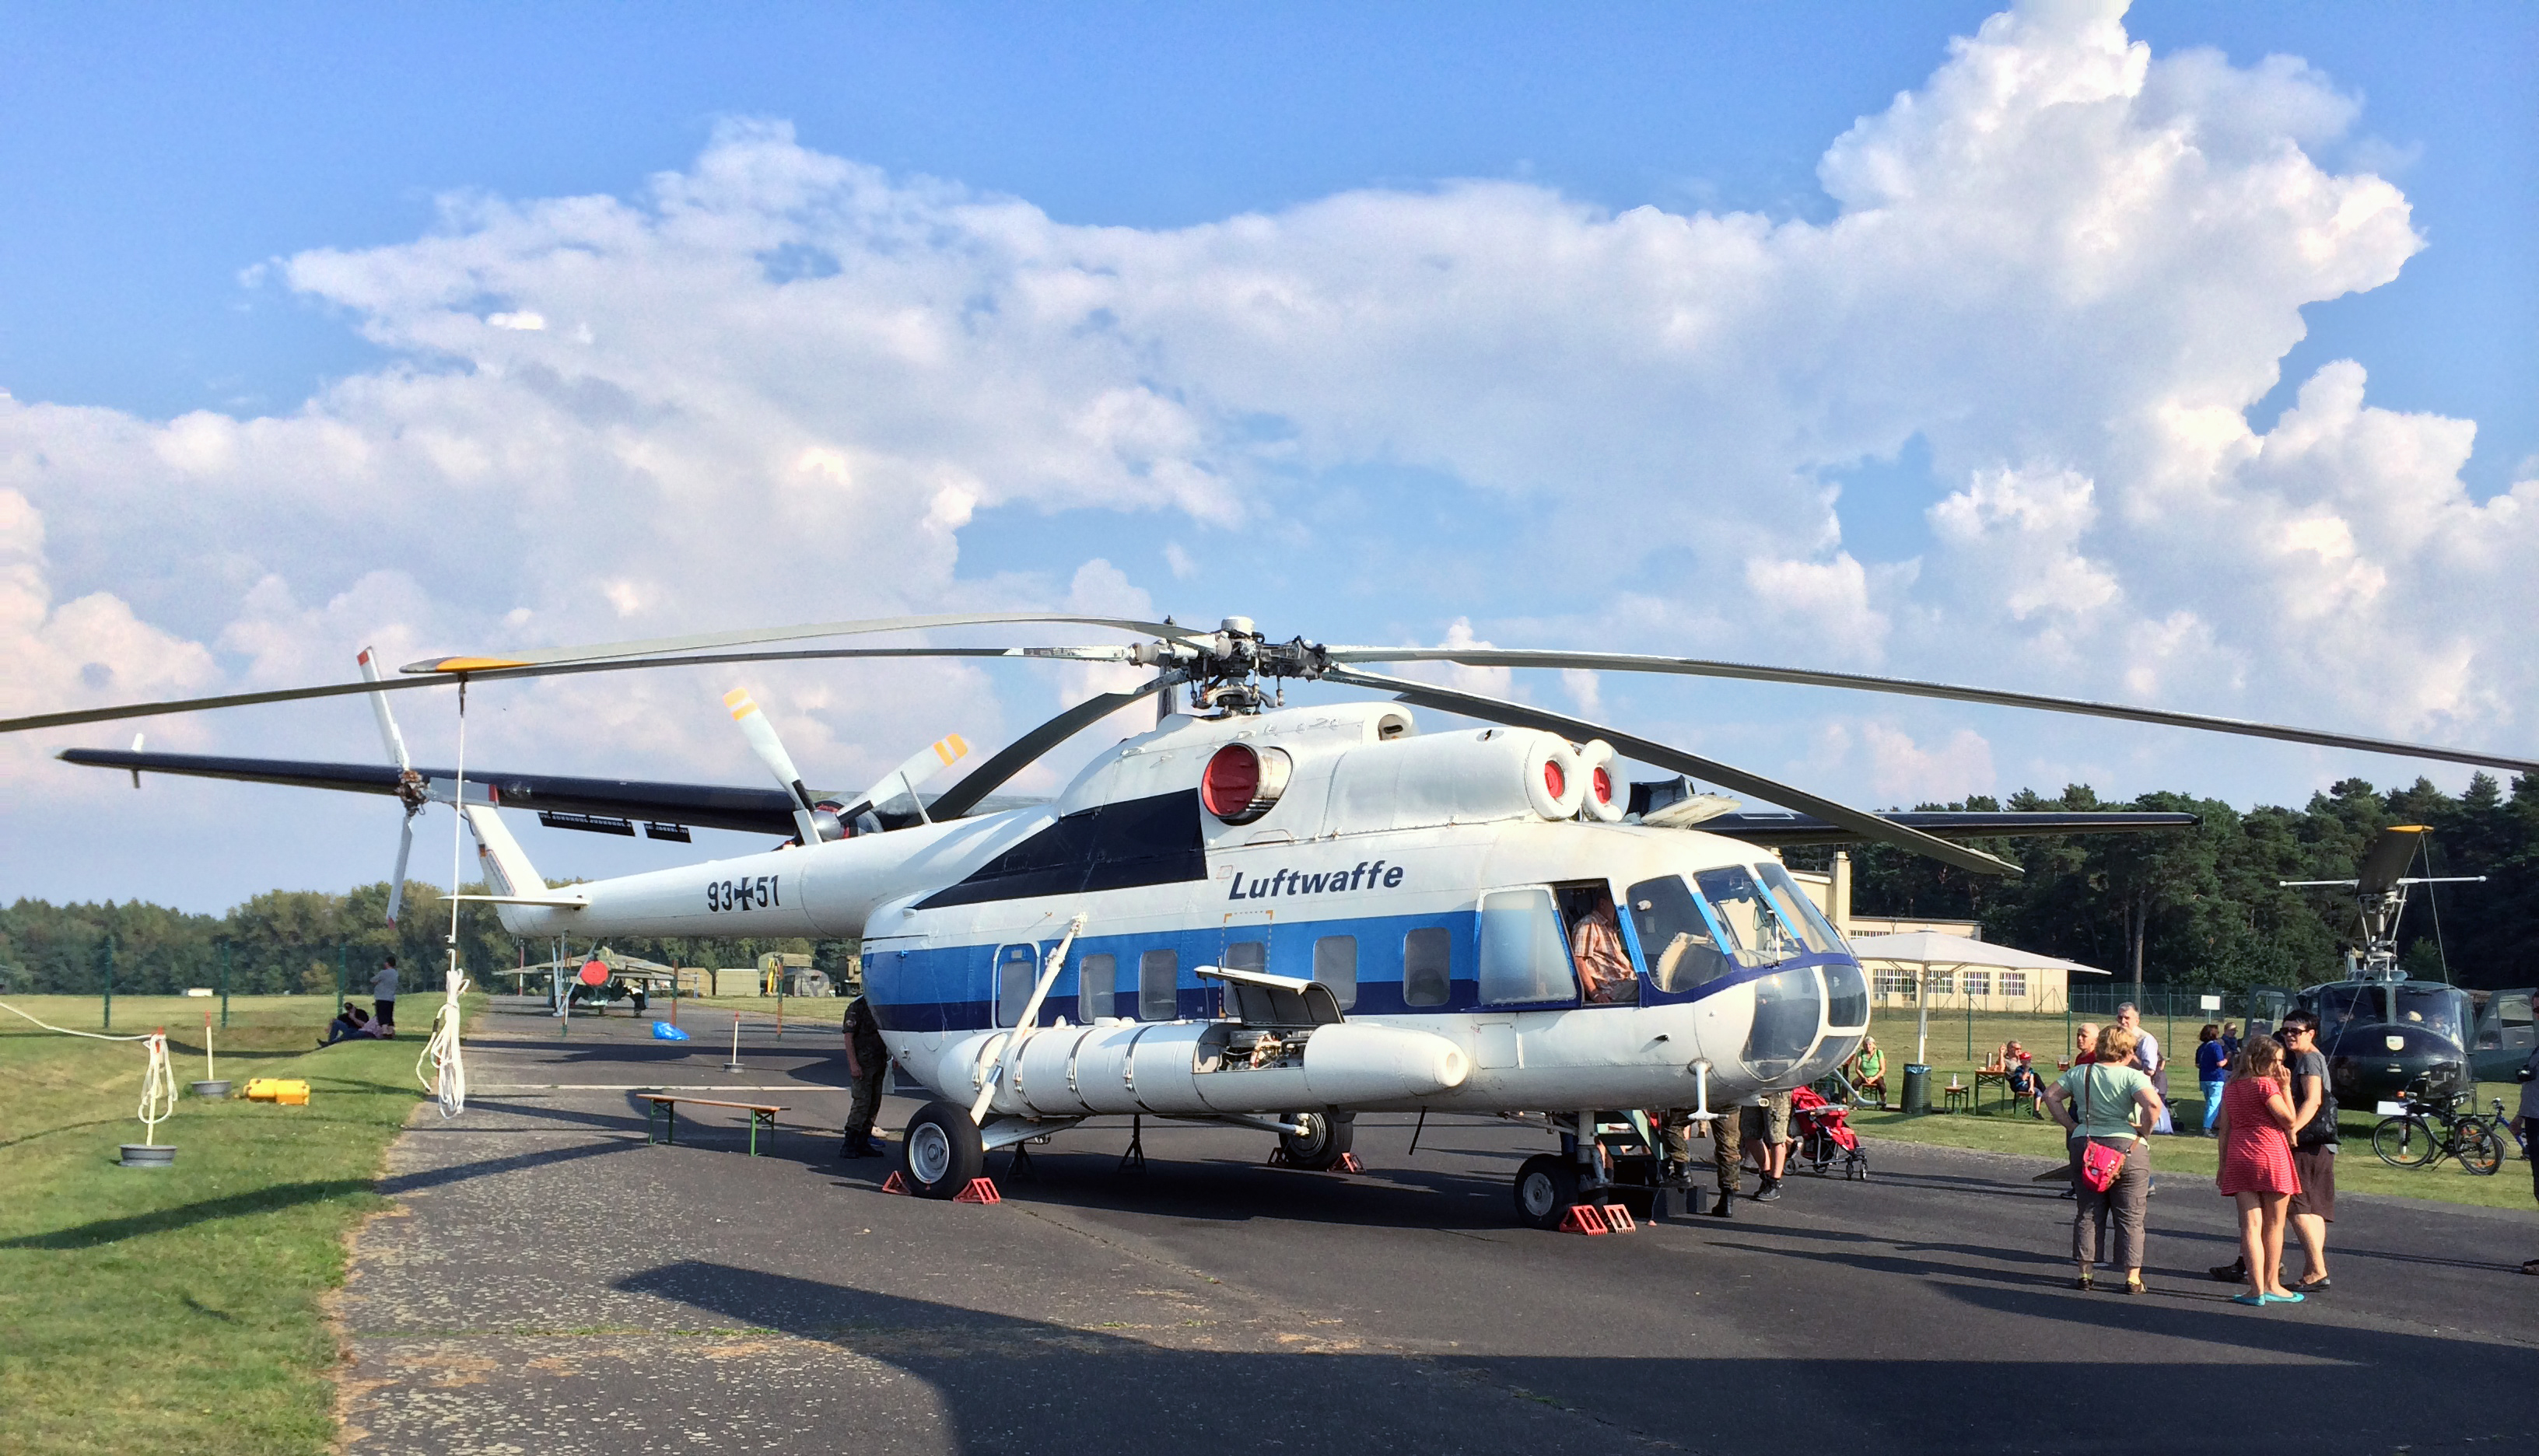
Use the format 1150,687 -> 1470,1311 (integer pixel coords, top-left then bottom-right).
1514,1153 -> 1580,1230
900,1099 -> 986,1199
1279,1111 -> 1354,1170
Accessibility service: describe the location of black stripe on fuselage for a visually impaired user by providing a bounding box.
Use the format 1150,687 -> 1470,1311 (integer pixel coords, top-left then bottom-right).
912,789 -> 1207,910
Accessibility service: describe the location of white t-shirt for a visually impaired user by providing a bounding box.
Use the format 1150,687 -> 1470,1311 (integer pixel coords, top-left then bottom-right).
373,965 -> 400,1000
2131,1030 -> 2161,1079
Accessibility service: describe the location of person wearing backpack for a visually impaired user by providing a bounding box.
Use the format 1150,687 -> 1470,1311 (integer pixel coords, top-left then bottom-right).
2045,1024 -> 2166,1293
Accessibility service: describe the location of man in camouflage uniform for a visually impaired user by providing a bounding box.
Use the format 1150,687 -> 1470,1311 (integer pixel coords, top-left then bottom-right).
839,993 -> 889,1158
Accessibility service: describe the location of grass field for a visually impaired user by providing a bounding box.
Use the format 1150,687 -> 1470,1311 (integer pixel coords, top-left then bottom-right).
0,993 -> 475,1456
1845,1010 -> 2534,1212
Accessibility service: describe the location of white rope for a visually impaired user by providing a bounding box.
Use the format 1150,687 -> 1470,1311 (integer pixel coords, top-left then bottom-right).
0,1001 -> 155,1041
415,975 -> 471,1118
137,1031 -> 177,1145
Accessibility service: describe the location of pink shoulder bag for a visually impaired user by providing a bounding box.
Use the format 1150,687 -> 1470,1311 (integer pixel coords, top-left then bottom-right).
2076,1066 -> 2132,1192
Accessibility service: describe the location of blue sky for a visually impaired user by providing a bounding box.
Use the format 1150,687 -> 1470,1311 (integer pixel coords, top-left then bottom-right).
5,2 -> 2534,910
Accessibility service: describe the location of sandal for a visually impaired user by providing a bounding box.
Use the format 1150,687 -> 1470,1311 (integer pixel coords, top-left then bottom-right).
2122,1278 -> 2146,1296
2522,1259 -> 2539,1277
2293,1276 -> 2331,1293
2072,1274 -> 2095,1291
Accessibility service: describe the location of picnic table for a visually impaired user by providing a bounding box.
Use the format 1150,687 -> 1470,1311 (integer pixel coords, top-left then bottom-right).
637,1094 -> 787,1156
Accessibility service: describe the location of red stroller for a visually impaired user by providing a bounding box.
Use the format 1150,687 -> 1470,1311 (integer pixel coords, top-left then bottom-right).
1789,1085 -> 1868,1181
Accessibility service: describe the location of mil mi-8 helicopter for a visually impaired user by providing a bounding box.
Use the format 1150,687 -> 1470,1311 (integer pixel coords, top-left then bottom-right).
21,611 -> 2537,1226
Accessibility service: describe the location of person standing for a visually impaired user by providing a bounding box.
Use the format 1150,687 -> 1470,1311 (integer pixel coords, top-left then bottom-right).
838,992 -> 890,1159
2045,1024 -> 2163,1293
1707,1094 -> 1749,1217
371,954 -> 399,1038
2195,1024 -> 2230,1136
2279,1011 -> 2338,1292
2056,1021 -> 2099,1200
2214,1034 -> 2303,1306
2518,1044 -> 2539,1277
2118,1003 -> 2170,1134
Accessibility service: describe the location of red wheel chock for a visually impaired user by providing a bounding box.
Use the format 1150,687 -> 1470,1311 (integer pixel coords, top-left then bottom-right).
1598,1202 -> 1637,1231
953,1178 -> 1003,1204
1558,1203 -> 1611,1235
1336,1153 -> 1364,1173
880,1171 -> 910,1195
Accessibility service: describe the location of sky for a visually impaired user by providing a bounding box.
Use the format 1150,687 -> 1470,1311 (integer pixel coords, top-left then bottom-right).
5,0 -> 2534,913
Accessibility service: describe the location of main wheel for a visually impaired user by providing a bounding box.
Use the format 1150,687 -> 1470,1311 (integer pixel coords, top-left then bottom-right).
900,1099 -> 986,1199
2373,1115 -> 2436,1168
1278,1111 -> 1355,1171
1513,1153 -> 1581,1230
2457,1122 -> 2504,1176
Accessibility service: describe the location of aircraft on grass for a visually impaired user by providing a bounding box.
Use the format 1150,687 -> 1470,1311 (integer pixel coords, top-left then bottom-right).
19,612 -> 2536,1227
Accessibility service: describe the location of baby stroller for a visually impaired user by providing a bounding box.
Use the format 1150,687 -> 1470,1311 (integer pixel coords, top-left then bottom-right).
1788,1086 -> 1868,1181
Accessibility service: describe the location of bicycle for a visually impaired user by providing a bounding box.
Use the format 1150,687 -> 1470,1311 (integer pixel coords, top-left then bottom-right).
2371,1085 -> 2504,1174
2462,1097 -> 2527,1161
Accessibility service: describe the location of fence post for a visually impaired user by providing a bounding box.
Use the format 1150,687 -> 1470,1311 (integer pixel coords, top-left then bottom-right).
103,935 -> 115,1031
219,942 -> 230,1028
338,943 -> 348,1003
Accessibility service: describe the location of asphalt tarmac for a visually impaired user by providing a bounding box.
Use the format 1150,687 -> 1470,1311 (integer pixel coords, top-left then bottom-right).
338,1001 -> 2539,1454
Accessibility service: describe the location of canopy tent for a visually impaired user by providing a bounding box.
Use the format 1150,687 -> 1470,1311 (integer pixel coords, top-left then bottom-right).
1846,931 -> 2110,1065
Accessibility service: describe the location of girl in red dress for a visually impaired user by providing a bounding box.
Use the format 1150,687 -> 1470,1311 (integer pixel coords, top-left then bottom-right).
2215,1034 -> 2303,1306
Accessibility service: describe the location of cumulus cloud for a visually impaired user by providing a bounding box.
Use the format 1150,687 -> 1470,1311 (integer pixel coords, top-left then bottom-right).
4,0 -> 2527,895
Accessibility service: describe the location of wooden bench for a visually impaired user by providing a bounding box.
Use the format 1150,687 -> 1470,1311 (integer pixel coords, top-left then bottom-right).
637,1094 -> 786,1156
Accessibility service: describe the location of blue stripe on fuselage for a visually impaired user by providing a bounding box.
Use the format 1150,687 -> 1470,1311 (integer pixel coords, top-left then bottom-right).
864,908 -> 1859,1034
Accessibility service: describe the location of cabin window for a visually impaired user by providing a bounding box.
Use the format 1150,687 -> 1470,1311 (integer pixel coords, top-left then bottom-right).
1313,935 -> 1359,1010
1823,958 -> 1869,1029
1403,927 -> 1452,1007
1628,874 -> 1732,992
1478,887 -> 1577,1006
1077,952 -> 1116,1023
994,944 -> 1037,1027
1224,941 -> 1266,971
1138,949 -> 1179,1021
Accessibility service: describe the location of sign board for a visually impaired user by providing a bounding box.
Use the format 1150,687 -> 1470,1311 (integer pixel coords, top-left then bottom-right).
2198,995 -> 2222,1011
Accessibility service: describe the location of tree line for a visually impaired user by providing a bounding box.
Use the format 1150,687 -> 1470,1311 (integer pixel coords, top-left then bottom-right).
6,772 -> 2530,1000
0,879 -> 853,999
1788,772 -> 2537,993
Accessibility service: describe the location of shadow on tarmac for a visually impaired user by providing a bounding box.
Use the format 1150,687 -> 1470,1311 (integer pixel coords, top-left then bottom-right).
615,1256 -> 2539,1454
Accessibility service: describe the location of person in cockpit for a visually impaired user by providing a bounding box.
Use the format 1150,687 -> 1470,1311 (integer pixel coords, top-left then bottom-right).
1571,887 -> 1638,1004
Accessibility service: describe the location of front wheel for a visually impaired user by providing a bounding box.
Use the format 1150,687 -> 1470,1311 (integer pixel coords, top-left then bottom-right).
2457,1122 -> 2504,1176
1513,1153 -> 1581,1230
900,1099 -> 986,1199
2373,1115 -> 2437,1168
1278,1111 -> 1355,1171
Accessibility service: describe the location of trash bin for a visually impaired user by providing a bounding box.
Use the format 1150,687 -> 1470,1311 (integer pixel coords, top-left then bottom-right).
1901,1064 -> 1933,1115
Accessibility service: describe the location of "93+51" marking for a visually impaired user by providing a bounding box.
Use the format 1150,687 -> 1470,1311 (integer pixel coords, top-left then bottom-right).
706,874 -> 780,913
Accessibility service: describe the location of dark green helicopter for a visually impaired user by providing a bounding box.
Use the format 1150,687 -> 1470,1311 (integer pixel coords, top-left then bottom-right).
2254,825 -> 2486,1108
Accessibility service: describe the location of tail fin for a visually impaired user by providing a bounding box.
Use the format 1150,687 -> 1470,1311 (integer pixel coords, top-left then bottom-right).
460,805 -> 585,931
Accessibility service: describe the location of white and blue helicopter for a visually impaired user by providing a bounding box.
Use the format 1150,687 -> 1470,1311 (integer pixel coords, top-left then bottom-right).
27,612 -> 2537,1227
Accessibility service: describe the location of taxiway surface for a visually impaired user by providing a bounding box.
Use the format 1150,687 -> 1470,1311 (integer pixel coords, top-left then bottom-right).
338,1002 -> 2538,1454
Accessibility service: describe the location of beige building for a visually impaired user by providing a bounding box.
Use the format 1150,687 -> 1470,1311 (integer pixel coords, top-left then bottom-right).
1785,854 -> 2099,1014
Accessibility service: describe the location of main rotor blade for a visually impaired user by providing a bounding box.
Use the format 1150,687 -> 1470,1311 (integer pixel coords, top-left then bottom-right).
1323,646 -> 2539,775
1,644 -> 1133,736
840,734 -> 973,824
387,816 -> 415,926
355,647 -> 412,772
401,611 -> 1206,674
724,688 -> 823,844
929,674 -> 1181,820
1324,666 -> 2022,877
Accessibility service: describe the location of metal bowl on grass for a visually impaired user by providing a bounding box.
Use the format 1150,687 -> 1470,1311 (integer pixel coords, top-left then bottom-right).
191,1080 -> 232,1098
118,1144 -> 176,1167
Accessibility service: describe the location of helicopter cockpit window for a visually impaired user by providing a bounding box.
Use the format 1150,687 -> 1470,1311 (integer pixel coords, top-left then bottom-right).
2392,987 -> 2467,1045
2316,985 -> 2383,1034
1755,863 -> 1844,954
1692,866 -> 1808,968
1627,875 -> 1731,993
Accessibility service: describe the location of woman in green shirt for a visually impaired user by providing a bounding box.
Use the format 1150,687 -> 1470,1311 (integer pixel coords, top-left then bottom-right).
2044,1025 -> 2164,1293
1847,1038 -> 1888,1108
